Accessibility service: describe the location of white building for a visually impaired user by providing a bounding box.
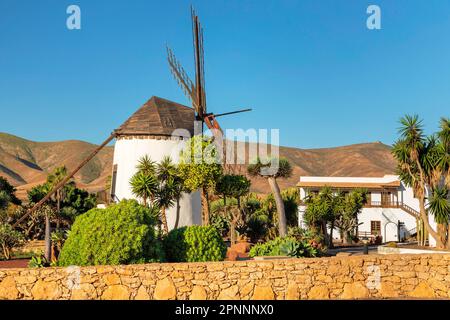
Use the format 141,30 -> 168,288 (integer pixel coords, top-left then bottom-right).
111,96 -> 202,230
297,175 -> 438,246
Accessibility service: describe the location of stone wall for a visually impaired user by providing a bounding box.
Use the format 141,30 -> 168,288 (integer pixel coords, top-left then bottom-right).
1,254 -> 449,300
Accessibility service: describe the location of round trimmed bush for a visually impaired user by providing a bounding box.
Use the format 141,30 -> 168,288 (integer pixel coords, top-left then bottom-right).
58,200 -> 164,266
164,226 -> 227,262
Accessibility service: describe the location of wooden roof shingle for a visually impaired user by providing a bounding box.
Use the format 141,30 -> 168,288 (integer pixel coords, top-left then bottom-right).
115,96 -> 195,137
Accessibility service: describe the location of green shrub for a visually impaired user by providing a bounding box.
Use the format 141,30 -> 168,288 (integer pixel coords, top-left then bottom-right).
249,236 -> 318,258
211,213 -> 230,238
28,255 -> 48,268
164,226 -> 227,262
58,200 -> 164,266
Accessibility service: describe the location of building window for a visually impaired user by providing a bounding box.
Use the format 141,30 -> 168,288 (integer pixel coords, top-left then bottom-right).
371,221 -> 381,236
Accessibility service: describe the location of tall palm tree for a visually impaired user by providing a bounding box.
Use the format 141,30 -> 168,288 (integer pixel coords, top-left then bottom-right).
171,178 -> 185,230
392,115 -> 449,248
247,156 -> 292,237
43,166 -> 73,261
428,186 -> 450,246
154,156 -> 184,234
47,166 -> 74,229
437,117 -> 450,247
155,179 -> 176,234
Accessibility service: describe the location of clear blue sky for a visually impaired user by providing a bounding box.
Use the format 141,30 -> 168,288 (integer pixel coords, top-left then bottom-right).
1,0 -> 449,149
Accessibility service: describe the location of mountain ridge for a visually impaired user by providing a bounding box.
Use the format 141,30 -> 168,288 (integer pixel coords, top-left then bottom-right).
0,132 -> 397,199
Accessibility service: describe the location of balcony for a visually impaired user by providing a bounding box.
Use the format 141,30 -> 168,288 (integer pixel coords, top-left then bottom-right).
364,201 -> 401,208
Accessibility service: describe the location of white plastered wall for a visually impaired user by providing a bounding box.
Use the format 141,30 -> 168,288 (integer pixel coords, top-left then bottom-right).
112,137 -> 202,229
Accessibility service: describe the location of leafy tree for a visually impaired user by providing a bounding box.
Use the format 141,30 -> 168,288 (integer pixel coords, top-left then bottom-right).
179,135 -> 223,225
215,174 -> 251,243
26,168 -> 96,261
210,204 -> 231,238
28,184 -> 49,204
334,189 -> 368,244
6,204 -> 53,241
0,223 -> 24,260
303,187 -> 367,246
60,186 -> 96,222
28,183 -> 95,225
303,186 -> 336,246
0,177 -> 21,206
210,191 -> 298,244
247,156 -> 292,236
0,191 -> 11,211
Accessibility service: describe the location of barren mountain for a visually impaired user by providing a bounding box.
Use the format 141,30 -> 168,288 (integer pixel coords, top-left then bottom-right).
0,133 -> 113,200
0,132 -> 396,198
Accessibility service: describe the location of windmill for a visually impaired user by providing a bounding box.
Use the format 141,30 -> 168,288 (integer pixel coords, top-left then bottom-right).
167,7 -> 251,170
13,7 -> 248,228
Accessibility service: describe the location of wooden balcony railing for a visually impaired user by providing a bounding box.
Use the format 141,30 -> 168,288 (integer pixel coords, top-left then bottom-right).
364,201 -> 401,208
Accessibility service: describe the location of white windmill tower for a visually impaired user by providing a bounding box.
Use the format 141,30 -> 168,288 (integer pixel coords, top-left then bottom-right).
111,96 -> 202,229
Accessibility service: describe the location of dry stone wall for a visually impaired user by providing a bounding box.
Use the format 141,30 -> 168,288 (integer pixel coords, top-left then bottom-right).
1,254 -> 450,300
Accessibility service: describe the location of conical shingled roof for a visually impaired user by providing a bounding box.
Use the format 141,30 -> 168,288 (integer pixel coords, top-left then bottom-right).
115,96 -> 195,137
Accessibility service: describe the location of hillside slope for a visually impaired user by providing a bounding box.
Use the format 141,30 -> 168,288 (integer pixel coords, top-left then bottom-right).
0,133 -> 113,199
0,132 -> 396,197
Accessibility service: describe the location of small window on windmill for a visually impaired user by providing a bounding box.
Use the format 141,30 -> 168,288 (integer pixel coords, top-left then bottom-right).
111,164 -> 118,201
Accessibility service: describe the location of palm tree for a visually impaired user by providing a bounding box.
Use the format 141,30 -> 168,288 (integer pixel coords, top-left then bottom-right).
392,115 -> 449,248
428,186 -> 450,246
129,171 -> 157,206
437,117 -> 450,247
155,179 -> 176,234
247,156 -> 292,237
43,166 -> 73,261
129,155 -> 159,206
137,155 -> 156,176
47,166 -> 73,229
154,157 -> 184,234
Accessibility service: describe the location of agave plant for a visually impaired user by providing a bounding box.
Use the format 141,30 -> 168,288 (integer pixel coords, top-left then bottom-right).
279,238 -> 302,257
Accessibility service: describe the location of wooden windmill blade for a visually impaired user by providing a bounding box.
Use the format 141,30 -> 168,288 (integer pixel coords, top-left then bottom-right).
191,6 -> 206,119
166,46 -> 201,114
